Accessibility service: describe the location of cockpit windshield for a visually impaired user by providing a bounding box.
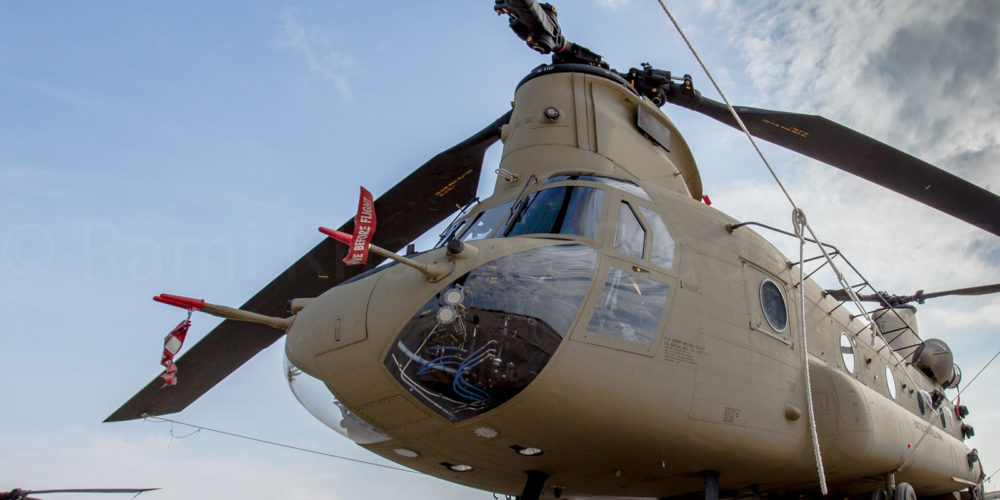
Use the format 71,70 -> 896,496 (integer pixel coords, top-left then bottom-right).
503,186 -> 604,239
437,201 -> 514,247
462,200 -> 514,241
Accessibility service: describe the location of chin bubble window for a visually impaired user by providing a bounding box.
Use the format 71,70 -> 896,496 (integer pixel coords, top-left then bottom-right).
587,267 -> 669,345
284,354 -> 390,444
759,279 -> 788,332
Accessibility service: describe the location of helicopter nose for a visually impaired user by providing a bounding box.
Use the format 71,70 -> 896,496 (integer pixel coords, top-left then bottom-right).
372,242 -> 598,422
284,270 -> 395,380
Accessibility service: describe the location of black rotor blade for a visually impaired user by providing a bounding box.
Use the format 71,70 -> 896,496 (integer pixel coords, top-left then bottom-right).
3,489 -> 159,500
105,111 -> 511,423
823,288 -> 867,302
675,96 -> 1000,237
19,489 -> 160,495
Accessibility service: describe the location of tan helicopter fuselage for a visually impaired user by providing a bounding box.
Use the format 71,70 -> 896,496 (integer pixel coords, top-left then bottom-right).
284,69 -> 982,498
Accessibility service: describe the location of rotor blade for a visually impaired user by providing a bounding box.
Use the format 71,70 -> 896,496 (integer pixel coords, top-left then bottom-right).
823,289 -> 868,302
105,111 -> 511,423
917,283 -> 1000,301
824,283 -> 1000,304
19,489 -> 160,495
822,288 -> 898,304
675,96 -> 1000,236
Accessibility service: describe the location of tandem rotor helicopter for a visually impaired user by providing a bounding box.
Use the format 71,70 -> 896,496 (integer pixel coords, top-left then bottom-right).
106,2 -> 1000,499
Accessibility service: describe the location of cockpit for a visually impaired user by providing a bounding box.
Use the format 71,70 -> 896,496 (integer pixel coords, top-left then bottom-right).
285,175 -> 679,438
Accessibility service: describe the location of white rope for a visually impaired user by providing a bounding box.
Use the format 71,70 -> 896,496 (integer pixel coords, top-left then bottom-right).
144,415 -> 419,474
986,466 -> 1000,484
951,347 -> 1000,403
794,209 -> 829,494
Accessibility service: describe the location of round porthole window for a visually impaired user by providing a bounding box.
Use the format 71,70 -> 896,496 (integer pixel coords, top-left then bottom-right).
759,279 -> 788,332
840,333 -> 855,373
885,366 -> 897,399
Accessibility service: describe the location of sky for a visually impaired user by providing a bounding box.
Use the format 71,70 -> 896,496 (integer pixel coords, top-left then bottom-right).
1,1 -> 998,498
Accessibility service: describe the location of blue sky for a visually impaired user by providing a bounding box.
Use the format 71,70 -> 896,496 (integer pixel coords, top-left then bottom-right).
2,1 -> 999,498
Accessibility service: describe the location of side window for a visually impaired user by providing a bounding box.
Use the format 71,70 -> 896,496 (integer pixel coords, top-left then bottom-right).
759,279 -> 788,333
917,390 -> 932,415
840,333 -> 855,373
741,260 -> 792,343
614,202 -> 645,259
587,267 -> 669,345
885,365 -> 897,399
638,206 -> 674,269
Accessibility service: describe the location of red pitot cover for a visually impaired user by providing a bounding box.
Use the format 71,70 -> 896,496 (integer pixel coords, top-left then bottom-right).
160,317 -> 191,386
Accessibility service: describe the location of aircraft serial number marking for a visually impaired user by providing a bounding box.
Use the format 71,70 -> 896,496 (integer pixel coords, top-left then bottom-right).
663,336 -> 706,365
762,119 -> 809,139
435,168 -> 475,197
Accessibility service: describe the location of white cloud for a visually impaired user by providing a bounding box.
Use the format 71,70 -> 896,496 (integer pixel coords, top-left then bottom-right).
707,0 -> 1000,165
699,0 -> 1000,296
276,9 -> 358,96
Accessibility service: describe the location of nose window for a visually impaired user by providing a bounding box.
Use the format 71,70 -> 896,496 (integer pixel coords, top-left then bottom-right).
384,244 -> 598,422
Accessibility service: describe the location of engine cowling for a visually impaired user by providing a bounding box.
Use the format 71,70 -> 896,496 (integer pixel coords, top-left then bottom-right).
912,338 -> 954,386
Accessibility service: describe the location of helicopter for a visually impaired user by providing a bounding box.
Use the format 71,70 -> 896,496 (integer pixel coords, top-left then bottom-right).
102,1 -> 1000,499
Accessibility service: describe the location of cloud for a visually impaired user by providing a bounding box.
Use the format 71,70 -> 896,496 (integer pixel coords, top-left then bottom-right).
920,297 -> 1000,330
275,9 -> 358,96
708,0 -> 1000,165
699,0 -> 1000,295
